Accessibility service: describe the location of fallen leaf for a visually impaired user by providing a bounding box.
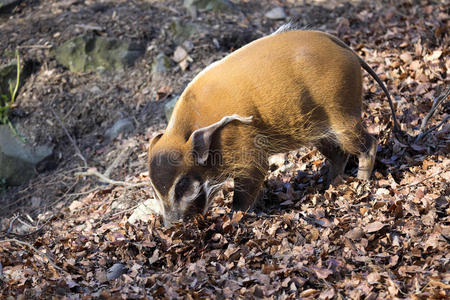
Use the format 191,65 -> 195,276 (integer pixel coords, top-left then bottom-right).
365,221 -> 386,233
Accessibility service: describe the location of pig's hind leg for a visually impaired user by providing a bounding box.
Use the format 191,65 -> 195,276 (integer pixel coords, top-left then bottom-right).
356,131 -> 377,180
316,139 -> 349,186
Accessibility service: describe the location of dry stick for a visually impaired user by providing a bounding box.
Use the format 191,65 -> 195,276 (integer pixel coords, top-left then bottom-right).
417,115 -> 450,141
0,239 -> 66,274
110,205 -> 139,218
419,88 -> 449,132
397,165 -> 449,190
51,108 -> 88,168
75,24 -> 104,31
104,140 -> 136,177
7,215 -> 20,234
75,168 -> 149,188
17,45 -> 52,49
1,220 -> 49,238
415,88 -> 450,142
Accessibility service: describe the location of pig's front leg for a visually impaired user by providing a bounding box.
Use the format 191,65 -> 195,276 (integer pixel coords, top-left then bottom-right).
232,169 -> 266,211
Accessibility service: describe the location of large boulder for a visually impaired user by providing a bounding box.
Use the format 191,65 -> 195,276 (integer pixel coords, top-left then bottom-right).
0,125 -> 53,185
53,34 -> 144,73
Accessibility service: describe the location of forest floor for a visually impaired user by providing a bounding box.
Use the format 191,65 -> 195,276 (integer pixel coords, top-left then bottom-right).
0,0 -> 449,298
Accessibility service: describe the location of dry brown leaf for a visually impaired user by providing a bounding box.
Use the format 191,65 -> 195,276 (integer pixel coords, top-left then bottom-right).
365,221 -> 386,233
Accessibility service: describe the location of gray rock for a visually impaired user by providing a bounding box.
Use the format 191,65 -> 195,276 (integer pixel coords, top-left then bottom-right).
0,0 -> 21,12
182,40 -> 194,53
107,263 -> 126,281
169,20 -> 201,44
53,34 -> 144,73
265,6 -> 287,20
164,96 -> 179,122
151,53 -> 172,76
104,118 -> 134,142
0,125 -> 53,185
128,198 -> 163,225
172,46 -> 188,63
184,0 -> 233,15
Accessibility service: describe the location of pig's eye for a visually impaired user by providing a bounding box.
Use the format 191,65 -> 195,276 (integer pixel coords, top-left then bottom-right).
174,176 -> 192,201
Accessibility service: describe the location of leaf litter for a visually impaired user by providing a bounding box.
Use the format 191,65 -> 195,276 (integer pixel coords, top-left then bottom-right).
0,0 -> 449,298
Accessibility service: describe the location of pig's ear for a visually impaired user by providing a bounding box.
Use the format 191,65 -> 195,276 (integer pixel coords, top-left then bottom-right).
149,133 -> 163,151
191,114 -> 253,165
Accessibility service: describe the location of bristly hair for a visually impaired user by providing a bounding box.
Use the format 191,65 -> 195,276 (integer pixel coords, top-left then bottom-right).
273,16 -> 313,34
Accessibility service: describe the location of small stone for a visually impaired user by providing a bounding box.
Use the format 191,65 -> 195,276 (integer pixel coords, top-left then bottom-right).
182,40 -> 194,53
184,0 -> 234,14
265,6 -> 287,20
164,97 -> 179,122
106,263 -> 126,281
128,198 -> 163,225
170,20 -> 201,44
173,46 -> 188,63
152,53 -> 172,76
104,118 -> 134,142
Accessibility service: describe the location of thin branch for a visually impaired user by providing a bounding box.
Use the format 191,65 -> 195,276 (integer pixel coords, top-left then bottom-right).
110,205 -> 139,218
0,239 -> 66,274
415,115 -> 449,143
17,45 -> 52,49
414,87 -> 450,141
397,166 -> 449,190
75,168 -> 149,188
74,24 -> 104,31
1,216 -> 52,238
104,140 -> 136,177
419,88 -> 449,133
7,215 -> 20,234
51,108 -> 88,168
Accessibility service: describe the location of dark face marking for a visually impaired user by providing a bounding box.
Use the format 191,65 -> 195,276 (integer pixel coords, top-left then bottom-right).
174,176 -> 192,201
149,151 -> 182,196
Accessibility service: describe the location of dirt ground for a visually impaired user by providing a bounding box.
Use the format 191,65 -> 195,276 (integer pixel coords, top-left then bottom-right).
0,0 -> 449,298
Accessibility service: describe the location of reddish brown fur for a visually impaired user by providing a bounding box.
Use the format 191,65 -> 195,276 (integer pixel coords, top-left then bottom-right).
148,30 -> 382,225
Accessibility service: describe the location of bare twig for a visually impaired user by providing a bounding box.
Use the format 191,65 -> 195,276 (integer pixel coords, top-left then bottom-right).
65,186 -> 101,197
1,216 -> 51,238
415,115 -> 449,142
51,108 -> 88,168
0,239 -> 66,274
17,45 -> 52,49
110,205 -> 139,218
104,140 -> 137,177
419,88 -> 449,132
75,168 -> 149,188
397,166 -> 449,190
17,217 -> 36,230
7,215 -> 20,234
75,24 -> 104,31
415,88 -> 450,142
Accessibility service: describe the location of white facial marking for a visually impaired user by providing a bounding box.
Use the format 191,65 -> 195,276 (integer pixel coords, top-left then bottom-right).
202,179 -> 227,215
150,180 -> 166,218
